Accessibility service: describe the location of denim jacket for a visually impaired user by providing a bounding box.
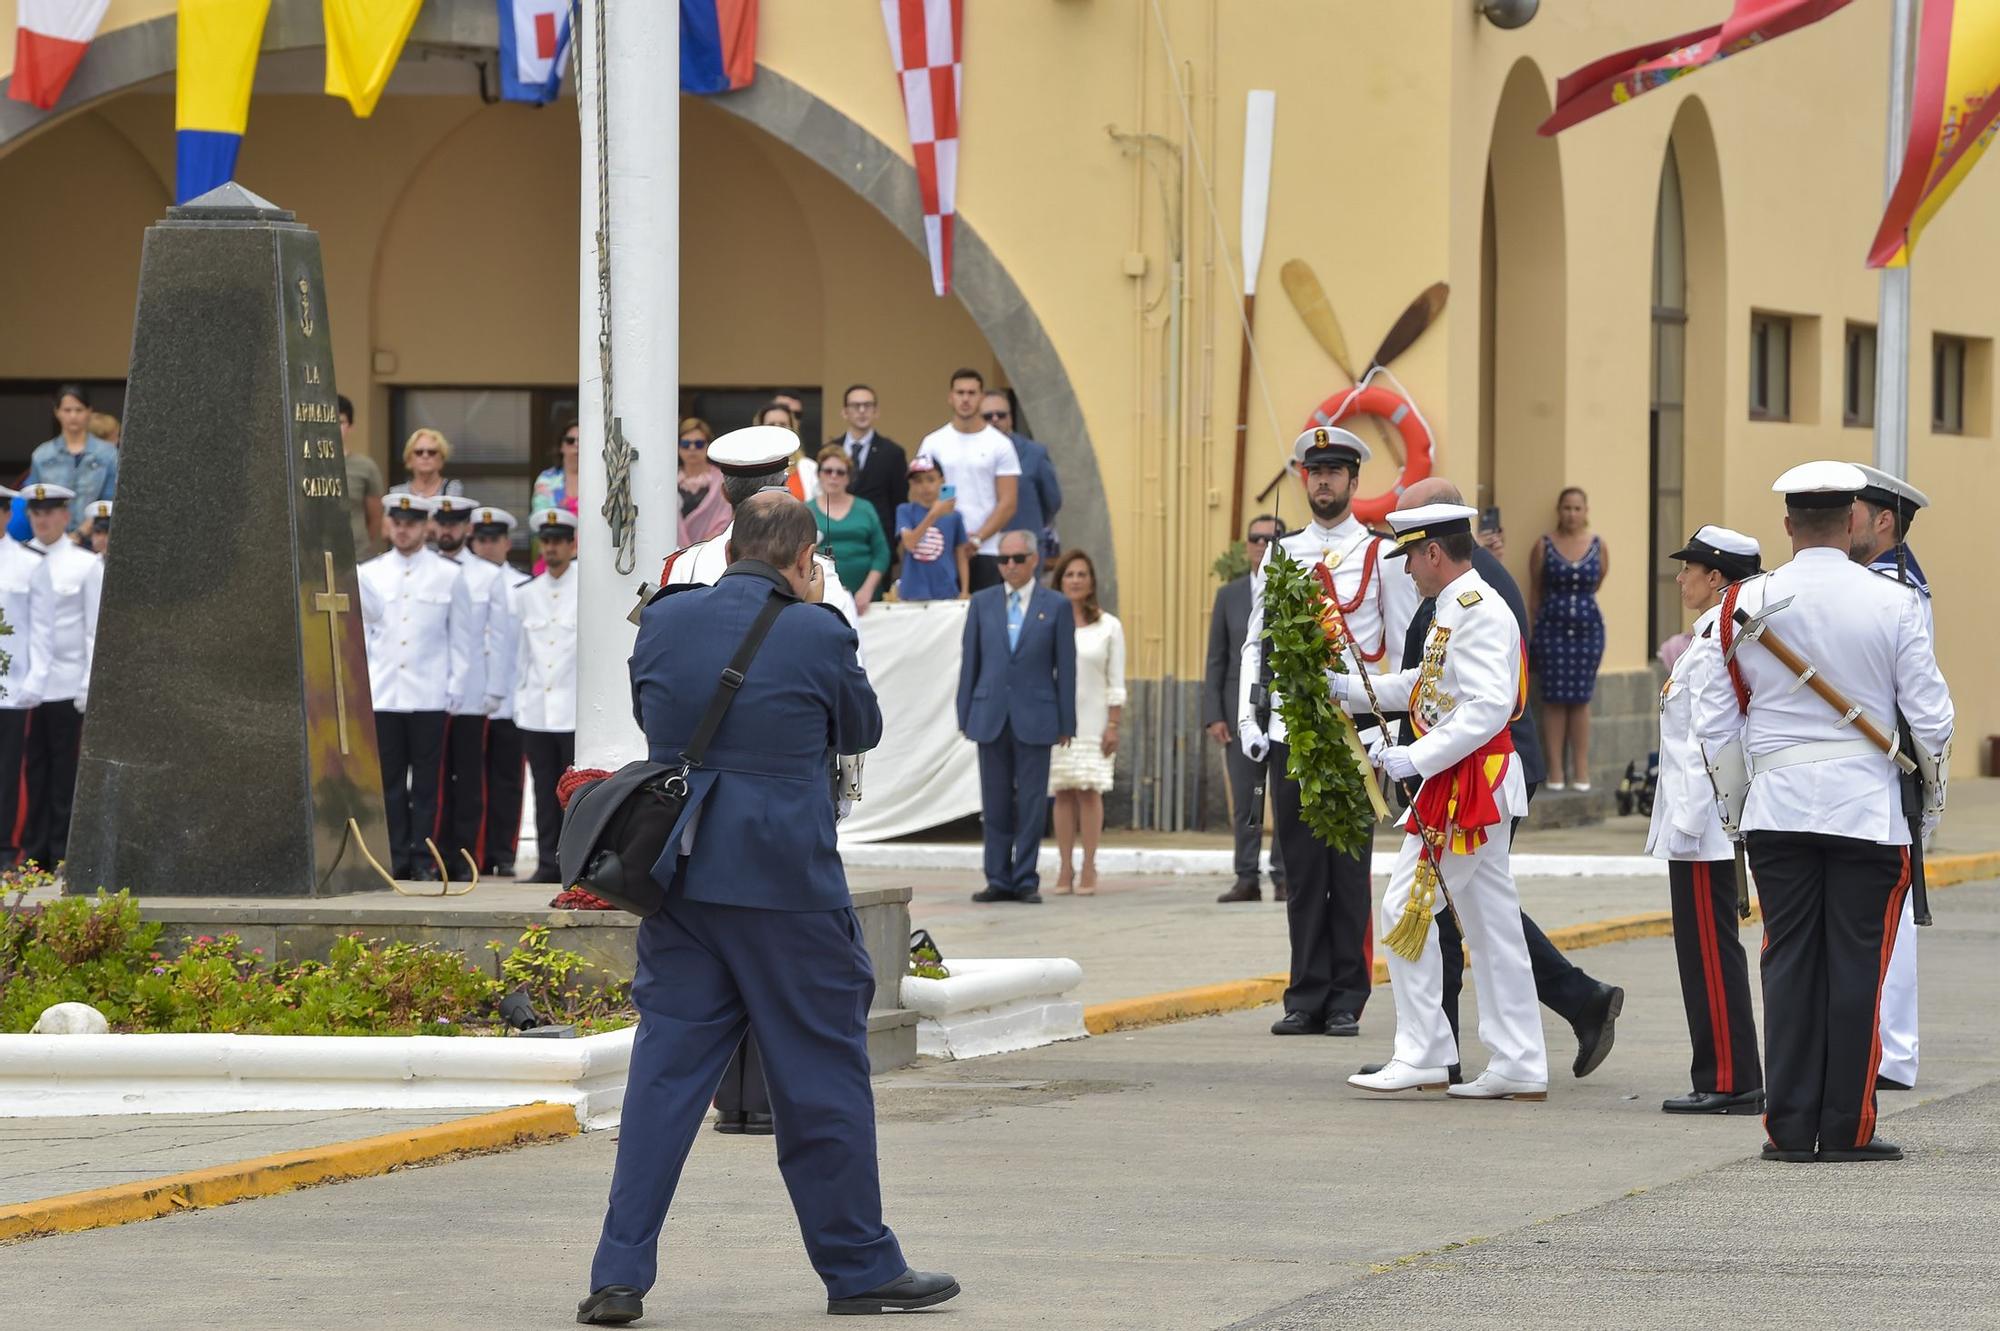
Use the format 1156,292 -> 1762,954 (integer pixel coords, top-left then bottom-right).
28,436 -> 119,530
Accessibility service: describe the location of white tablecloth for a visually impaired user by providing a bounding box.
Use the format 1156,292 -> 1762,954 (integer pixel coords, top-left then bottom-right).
838,598 -> 983,843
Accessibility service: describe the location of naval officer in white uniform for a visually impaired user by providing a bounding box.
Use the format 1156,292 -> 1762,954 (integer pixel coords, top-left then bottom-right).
514,508 -> 579,884
0,486 -> 38,866
20,483 -> 98,869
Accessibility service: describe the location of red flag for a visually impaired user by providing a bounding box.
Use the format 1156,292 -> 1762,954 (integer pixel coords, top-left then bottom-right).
1540,0 -> 1856,137
8,0 -> 111,111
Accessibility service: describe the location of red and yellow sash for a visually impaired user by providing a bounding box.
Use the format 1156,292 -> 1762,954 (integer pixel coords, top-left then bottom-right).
1407,647 -> 1528,856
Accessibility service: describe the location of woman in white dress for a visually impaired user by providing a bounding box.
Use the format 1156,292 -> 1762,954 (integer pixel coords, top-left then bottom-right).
1047,550 -> 1125,895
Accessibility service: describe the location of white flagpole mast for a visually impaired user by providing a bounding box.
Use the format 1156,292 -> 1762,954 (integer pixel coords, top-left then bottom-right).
1873,0 -> 1917,478
576,0 -> 680,769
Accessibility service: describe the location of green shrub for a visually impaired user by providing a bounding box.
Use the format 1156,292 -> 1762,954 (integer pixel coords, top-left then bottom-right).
491,925 -> 631,1031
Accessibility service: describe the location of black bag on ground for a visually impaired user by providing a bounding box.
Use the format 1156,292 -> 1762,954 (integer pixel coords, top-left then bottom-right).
556,588 -> 788,917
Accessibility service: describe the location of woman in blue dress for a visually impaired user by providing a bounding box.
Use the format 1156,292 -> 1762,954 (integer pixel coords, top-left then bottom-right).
1529,486 -> 1609,791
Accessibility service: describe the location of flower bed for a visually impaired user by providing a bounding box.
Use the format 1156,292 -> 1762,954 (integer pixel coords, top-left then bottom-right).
1,886 -> 633,1037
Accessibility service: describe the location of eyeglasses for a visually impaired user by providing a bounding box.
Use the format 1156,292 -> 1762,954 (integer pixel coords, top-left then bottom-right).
410,448 -> 440,457
845,400 -> 877,411
996,553 -> 1033,565
981,411 -> 1009,422
818,467 -> 849,478
679,437 -> 707,448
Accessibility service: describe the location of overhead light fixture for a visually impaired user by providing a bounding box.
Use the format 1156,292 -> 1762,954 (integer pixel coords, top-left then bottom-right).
1478,0 -> 1539,29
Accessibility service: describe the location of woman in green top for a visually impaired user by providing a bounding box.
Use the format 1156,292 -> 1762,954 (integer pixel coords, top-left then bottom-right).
811,443 -> 890,613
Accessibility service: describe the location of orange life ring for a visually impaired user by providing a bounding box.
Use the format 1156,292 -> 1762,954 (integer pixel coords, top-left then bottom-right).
1302,383 -> 1434,524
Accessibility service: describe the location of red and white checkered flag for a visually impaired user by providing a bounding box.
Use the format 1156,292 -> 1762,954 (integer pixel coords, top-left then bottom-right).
881,0 -> 962,297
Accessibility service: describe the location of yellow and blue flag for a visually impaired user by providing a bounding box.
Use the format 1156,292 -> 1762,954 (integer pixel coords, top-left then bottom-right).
175,0 -> 273,203
324,0 -> 425,118
1870,0 -> 2000,268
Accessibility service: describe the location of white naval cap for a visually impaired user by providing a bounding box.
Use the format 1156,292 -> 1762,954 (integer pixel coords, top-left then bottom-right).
1291,425 -> 1371,469
1771,459 -> 1867,509
86,500 -> 113,523
385,492 -> 439,518
708,424 -> 800,477
1670,525 -> 1761,580
1853,463 -> 1931,522
21,483 -> 76,504
1382,502 -> 1479,559
431,494 -> 477,521
533,508 -> 579,534
470,505 -> 518,532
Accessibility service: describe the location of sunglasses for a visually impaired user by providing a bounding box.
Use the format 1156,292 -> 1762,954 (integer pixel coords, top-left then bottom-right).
981,411 -> 1009,422
679,437 -> 707,448
996,553 -> 1033,565
410,448 -> 440,458
818,467 -> 849,478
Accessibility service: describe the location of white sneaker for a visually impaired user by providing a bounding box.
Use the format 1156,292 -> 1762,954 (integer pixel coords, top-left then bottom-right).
1348,1060 -> 1452,1093
1447,1070 -> 1548,1101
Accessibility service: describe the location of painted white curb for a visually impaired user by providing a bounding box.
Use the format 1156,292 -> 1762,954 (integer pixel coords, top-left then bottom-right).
0,1029 -> 635,1131
901,958 -> 1087,1060
843,843 -> 1668,880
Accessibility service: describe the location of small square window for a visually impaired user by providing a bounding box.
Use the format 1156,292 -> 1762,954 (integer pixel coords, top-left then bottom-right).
1934,335 -> 1967,435
1750,314 -> 1792,422
1844,323 -> 1877,428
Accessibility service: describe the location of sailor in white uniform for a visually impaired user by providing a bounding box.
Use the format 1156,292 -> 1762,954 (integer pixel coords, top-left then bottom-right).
1692,460 -> 1952,1162
432,495 -> 488,880
1851,464 -> 1933,1092
359,492 -> 476,879
466,507 -> 528,876
20,484 -> 99,869
1238,426 -> 1417,1038
0,486 -> 39,865
1649,526 -> 1764,1115
514,508 -> 579,883
1336,503 -> 1546,1101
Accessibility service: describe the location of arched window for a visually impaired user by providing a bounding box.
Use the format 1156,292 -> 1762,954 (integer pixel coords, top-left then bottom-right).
1649,145 -> 1687,654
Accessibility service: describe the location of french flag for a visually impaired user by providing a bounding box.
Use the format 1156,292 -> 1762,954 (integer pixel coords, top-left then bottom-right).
498,0 -> 572,105
7,0 -> 111,111
681,0 -> 758,95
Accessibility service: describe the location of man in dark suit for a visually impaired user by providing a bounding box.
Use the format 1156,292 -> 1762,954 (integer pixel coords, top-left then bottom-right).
582,492 -> 958,1323
1361,477 -> 1624,1085
957,529 -> 1076,903
832,382 -> 907,557
1203,514 -> 1288,903
980,392 -> 1063,557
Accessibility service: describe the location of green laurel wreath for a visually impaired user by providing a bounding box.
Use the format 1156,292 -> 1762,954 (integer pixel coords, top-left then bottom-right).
1260,547 -> 1377,855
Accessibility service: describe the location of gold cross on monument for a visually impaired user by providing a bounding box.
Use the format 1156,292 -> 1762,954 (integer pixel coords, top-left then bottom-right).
314,551 -> 352,756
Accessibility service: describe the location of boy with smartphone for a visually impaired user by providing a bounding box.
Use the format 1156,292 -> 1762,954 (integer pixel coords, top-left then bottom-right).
896,456 -> 973,601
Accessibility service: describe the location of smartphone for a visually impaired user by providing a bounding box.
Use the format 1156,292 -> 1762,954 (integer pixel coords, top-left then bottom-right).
941,485 -> 957,500
1479,505 -> 1502,533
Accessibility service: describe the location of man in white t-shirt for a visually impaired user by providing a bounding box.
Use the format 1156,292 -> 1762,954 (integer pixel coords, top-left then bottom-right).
917,368 -> 1020,591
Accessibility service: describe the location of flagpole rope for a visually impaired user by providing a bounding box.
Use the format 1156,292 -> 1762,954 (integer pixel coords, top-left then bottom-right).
580,0 -> 639,576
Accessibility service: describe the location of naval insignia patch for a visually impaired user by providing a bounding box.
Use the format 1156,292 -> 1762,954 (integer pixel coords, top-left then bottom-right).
1456,590 -> 1483,608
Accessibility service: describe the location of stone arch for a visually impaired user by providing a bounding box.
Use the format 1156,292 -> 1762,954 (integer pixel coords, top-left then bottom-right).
1665,97 -> 1727,549
0,0 -> 1116,595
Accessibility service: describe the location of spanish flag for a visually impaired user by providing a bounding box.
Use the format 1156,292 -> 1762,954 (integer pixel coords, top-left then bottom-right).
1868,0 -> 2000,268
323,0 -> 425,118
175,0 -> 272,203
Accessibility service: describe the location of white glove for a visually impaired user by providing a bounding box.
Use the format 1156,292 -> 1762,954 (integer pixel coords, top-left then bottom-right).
1379,746 -> 1419,782
836,796 -> 854,823
446,694 -> 464,714
1920,810 -> 1939,848
73,696 -> 86,714
1239,722 -> 1269,763
1365,733 -> 1389,768
1324,670 -> 1354,704
482,694 -> 506,716
1668,826 -> 1704,858
15,691 -> 41,712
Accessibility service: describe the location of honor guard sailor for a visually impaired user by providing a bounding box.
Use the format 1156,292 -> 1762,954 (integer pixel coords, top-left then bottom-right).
1651,526 -> 1765,1115
21,484 -> 98,869
432,496 -> 488,880
1337,503 -> 1546,1100
1692,461 -> 1953,1162
0,487 -> 36,866
359,493 -> 477,880
1239,426 -> 1418,1038
468,507 -> 529,876
83,500 -> 112,555
514,508 -> 578,884
1851,464 -> 1933,1092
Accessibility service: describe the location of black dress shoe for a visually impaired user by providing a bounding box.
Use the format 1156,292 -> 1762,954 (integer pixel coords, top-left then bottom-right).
1821,1136 -> 1903,1162
828,1268 -> 961,1315
1570,983 -> 1624,1078
522,865 -> 561,884
1273,881 -> 1289,902
1270,1010 -> 1324,1036
1875,1074 -> 1914,1092
1760,1143 -> 1817,1163
1358,1060 -> 1463,1084
1217,879 -> 1262,903
970,888 -> 1014,903
1018,891 -> 1044,904
712,1110 -> 747,1135
577,1285 -> 644,1325
742,1111 -> 775,1136
1663,1088 -> 1765,1115
1322,1010 -> 1360,1037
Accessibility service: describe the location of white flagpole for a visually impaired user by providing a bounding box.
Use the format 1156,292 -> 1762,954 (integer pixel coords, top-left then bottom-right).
1873,0 -> 1917,478
576,0 -> 680,769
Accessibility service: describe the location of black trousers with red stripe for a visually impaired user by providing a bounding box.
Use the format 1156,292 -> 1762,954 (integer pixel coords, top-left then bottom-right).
1747,831 -> 1910,1153
23,701 -> 83,870
0,707 -> 28,864
483,718 -> 526,874
520,728 -> 576,881
376,710 -> 447,879
1669,859 -> 1762,1095
440,715 -> 489,881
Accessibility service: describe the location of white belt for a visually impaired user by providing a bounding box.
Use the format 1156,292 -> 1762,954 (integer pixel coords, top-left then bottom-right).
1748,737 -> 1891,777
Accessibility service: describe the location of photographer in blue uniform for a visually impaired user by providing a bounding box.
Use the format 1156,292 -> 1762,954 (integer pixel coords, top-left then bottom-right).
580,491 -> 958,1325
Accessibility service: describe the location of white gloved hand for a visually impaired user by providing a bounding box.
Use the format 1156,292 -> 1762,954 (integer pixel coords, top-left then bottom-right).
1324,670 -> 1354,704
73,696 -> 87,714
1668,826 -> 1704,858
1379,746 -> 1419,782
482,694 -> 506,716
1365,734 -> 1390,769
446,694 -> 464,715
1920,810 -> 1940,849
836,796 -> 854,823
15,692 -> 42,712
1240,722 -> 1269,763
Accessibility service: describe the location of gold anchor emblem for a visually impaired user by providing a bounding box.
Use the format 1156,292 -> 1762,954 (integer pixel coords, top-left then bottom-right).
298,277 -> 315,338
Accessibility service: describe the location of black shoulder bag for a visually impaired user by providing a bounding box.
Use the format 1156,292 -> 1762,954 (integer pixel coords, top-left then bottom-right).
556,589 -> 789,916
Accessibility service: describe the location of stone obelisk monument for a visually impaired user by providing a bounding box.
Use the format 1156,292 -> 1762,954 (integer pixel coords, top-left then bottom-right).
68,183 -> 392,897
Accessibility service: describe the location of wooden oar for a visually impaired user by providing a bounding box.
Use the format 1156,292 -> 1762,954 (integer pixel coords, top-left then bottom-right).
1278,259 -> 1400,464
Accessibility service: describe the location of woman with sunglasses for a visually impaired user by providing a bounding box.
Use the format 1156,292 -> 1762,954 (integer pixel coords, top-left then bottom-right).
390,428 -> 465,501
809,444 -> 890,613
532,422 -> 581,516
676,417 -> 731,541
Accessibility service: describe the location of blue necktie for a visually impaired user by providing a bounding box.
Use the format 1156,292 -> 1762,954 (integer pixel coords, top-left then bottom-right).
1007,590 -> 1025,651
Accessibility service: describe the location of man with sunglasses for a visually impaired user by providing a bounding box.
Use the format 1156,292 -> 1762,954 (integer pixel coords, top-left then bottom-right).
979,392 -> 1062,562
832,385 -> 907,558
1204,514 -> 1289,903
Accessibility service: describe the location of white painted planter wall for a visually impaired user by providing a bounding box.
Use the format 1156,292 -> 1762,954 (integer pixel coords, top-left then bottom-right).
901,959 -> 1087,1060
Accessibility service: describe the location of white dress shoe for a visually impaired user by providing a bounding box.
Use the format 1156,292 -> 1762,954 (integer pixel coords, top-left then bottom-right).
1447,1070 -> 1548,1101
1347,1060 -> 1452,1093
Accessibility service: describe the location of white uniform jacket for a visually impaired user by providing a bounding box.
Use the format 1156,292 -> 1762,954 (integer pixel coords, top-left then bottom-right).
1366,566 -> 1528,823
448,554 -> 500,715
489,570 -> 531,722
24,539 -> 100,705
1691,547 -> 1952,845
512,566 -> 578,733
1646,605 -> 1732,861
1238,515 -> 1418,745
359,547 -> 474,714
662,522 -> 863,658
0,538 -> 39,709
